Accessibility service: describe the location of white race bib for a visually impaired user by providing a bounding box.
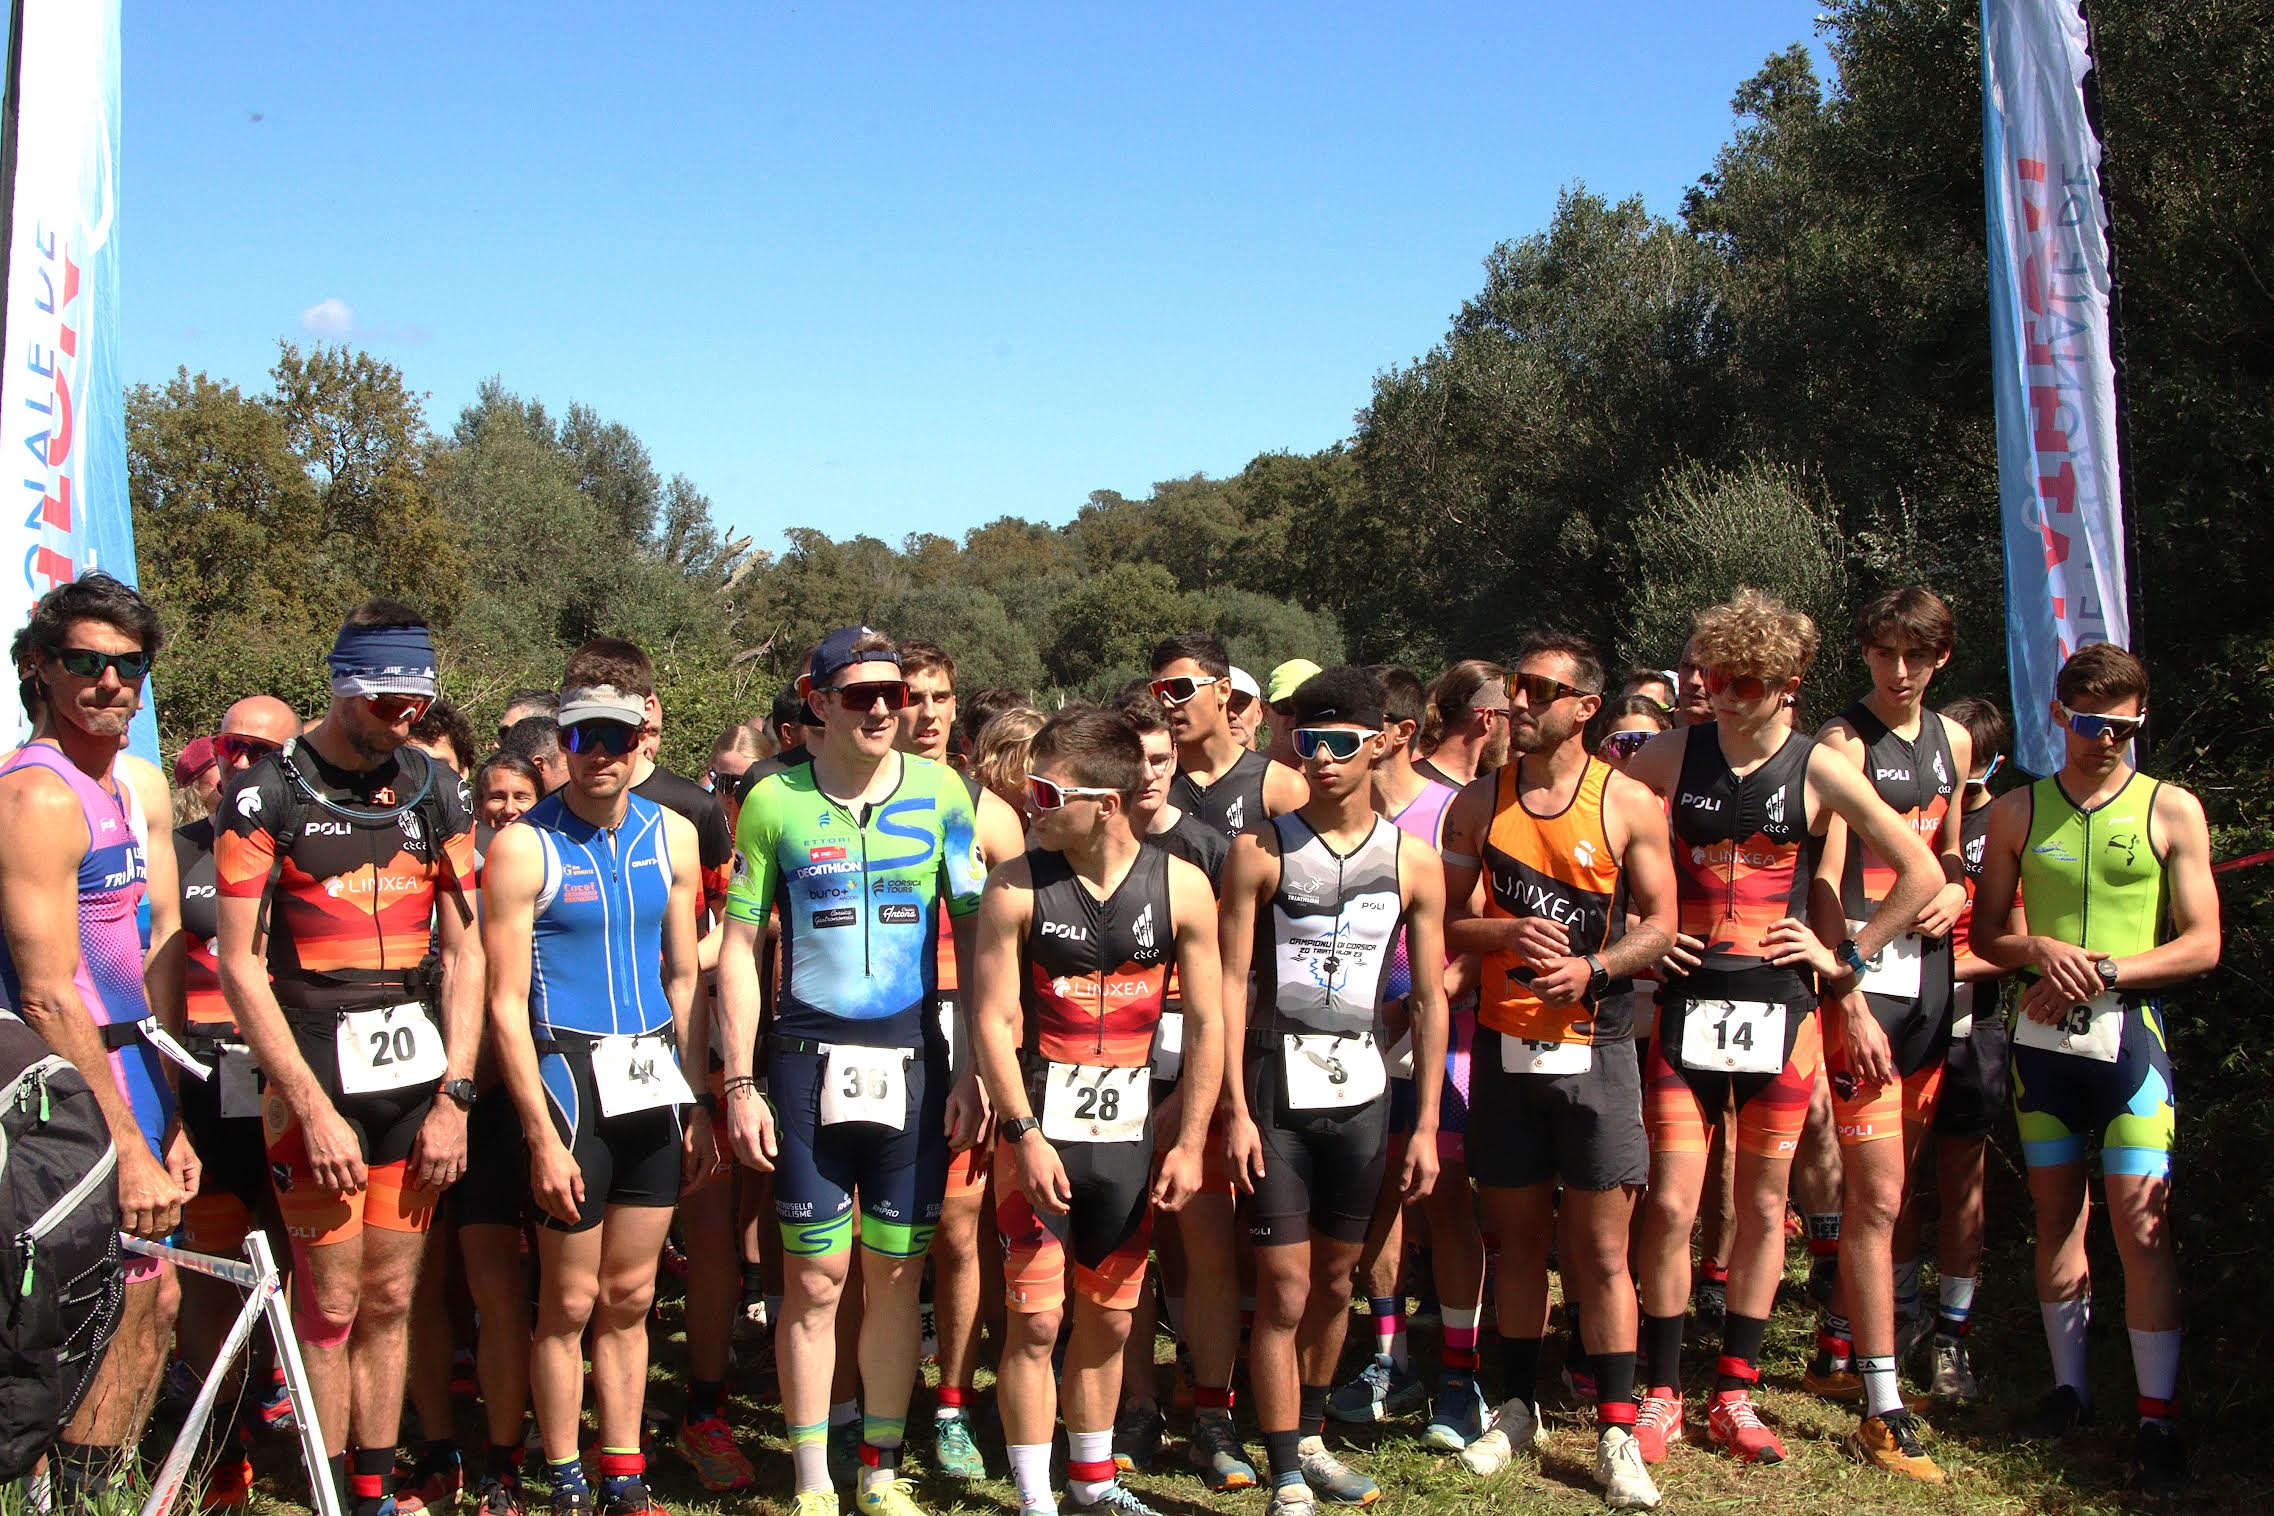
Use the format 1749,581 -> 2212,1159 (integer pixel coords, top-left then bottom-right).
2012,991 -> 2122,1063
1151,1011 -> 1185,1083
818,1042 -> 912,1129
336,1003 -> 448,1096
1951,980 -> 1978,1039
590,1032 -> 696,1118
1678,998 -> 1786,1074
1847,918 -> 1924,999
935,997 -> 971,1082
1500,1034 -> 1591,1075
1386,1029 -> 1416,1080
1281,1032 -> 1386,1110
217,1044 -> 262,1121
1040,1062 -> 1150,1144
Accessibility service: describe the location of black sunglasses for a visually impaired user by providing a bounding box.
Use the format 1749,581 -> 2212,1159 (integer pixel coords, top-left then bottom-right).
55,647 -> 153,682
1509,671 -> 1596,707
563,720 -> 642,756
826,680 -> 910,712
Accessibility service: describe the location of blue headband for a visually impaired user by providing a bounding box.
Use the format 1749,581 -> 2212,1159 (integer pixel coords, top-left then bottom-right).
328,622 -> 438,699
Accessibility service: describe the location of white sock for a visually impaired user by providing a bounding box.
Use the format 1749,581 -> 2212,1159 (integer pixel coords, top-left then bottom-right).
1008,1442 -> 1056,1515
2128,1327 -> 2182,1422
1892,1258 -> 1922,1320
2040,1297 -> 2092,1402
1858,1355 -> 1902,1419
1937,1274 -> 1977,1336
1066,1429 -> 1114,1504
830,1398 -> 861,1428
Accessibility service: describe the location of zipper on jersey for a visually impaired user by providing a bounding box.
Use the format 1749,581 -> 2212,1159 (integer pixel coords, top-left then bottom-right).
859,821 -> 873,979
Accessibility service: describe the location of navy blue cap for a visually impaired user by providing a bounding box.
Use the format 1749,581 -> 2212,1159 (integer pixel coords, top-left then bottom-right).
810,626 -> 901,687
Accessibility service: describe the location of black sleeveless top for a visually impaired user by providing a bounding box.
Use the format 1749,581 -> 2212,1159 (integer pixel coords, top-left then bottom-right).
1172,749 -> 1273,840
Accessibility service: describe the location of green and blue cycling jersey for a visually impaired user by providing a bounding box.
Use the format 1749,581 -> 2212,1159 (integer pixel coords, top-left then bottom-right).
726,752 -> 987,1047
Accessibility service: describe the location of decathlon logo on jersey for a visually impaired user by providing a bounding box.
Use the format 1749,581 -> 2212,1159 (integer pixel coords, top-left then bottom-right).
1041,921 -> 1091,942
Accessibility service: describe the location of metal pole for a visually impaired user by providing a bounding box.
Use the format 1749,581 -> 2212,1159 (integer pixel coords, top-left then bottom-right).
133,1261 -> 273,1516
247,1230 -> 344,1516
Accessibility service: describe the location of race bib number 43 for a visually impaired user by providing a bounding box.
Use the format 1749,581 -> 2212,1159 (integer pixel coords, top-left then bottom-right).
2012,991 -> 2122,1063
1501,1034 -> 1591,1076
337,1003 -> 448,1096
1041,1062 -> 1150,1144
1678,999 -> 1785,1075
1281,1031 -> 1387,1110
818,1043 -> 912,1129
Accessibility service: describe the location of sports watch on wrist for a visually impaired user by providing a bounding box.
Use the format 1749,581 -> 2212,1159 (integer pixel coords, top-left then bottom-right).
1834,938 -> 1869,978
2095,958 -> 2121,991
999,1115 -> 1042,1144
1584,953 -> 1609,999
441,1077 -> 478,1111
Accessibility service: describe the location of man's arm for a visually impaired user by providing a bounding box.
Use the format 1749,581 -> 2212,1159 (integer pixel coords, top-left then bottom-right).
0,769 -> 183,1237
122,757 -> 186,1038
1163,857 -> 1224,1159
967,865 -> 1035,1127
1397,832 -> 1447,1199
480,825 -> 580,1223
976,786 -> 1025,866
661,812 -> 705,1058
1215,832 -> 1275,1191
1915,716 -> 1975,938
1812,751 -> 1943,963
717,783 -> 781,1168
404,812 -> 483,1193
2114,784 -> 2222,989
1601,771 -> 1676,978
1439,775 -> 1563,964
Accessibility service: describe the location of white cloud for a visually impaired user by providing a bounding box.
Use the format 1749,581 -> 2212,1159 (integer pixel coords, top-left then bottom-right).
299,297 -> 355,336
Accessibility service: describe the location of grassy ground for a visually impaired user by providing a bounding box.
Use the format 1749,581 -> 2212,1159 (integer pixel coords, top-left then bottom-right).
168,1225 -> 2256,1516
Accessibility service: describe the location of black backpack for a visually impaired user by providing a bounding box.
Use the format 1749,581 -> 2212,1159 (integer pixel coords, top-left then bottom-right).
0,1010 -> 124,1482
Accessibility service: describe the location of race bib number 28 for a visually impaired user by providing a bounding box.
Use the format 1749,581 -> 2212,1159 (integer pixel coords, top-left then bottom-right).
1041,1062 -> 1150,1144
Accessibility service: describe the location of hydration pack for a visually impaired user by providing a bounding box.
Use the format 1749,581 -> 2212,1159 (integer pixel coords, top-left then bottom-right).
0,1010 -> 123,1481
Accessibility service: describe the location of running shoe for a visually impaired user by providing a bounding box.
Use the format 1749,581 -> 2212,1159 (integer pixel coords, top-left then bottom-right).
1326,1354 -> 1426,1424
599,1482 -> 670,1516
673,1415 -> 755,1493
1295,1438 -> 1378,1505
199,1454 -> 254,1511
1458,1398 -> 1540,1476
473,1476 -> 527,1515
1849,1411 -> 1943,1484
1594,1426 -> 1662,1510
792,1493 -> 838,1516
2019,1384 -> 2094,1441
1268,1481 -> 1316,1516
1189,1412 -> 1257,1491
1633,1389 -> 1683,1464
1558,1363 -> 1597,1408
395,1447 -> 465,1513
1421,1374 -> 1487,1452
1799,1365 -> 1931,1413
2133,1419 -> 2187,1497
931,1414 -> 987,1481
1112,1401 -> 1164,1473
1928,1337 -> 1979,1403
854,1474 -> 929,1516
1705,1389 -> 1786,1465
551,1489 -> 593,1516
1693,1275 -> 1727,1329
1066,1484 -> 1167,1516
828,1423 -> 862,1490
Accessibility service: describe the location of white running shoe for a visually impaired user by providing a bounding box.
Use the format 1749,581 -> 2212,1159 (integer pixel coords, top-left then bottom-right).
1595,1426 -> 1661,1510
1929,1336 -> 1980,1402
1458,1399 -> 1541,1476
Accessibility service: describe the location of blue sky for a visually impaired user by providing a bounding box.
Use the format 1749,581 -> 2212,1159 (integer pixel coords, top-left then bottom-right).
123,2 -> 1829,555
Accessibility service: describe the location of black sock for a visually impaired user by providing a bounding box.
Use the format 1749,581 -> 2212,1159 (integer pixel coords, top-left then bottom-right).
1642,1313 -> 1685,1391
328,1453 -> 351,1506
1262,1429 -> 1303,1484
1593,1349 -> 1638,1411
687,1377 -> 726,1420
348,1445 -> 394,1516
485,1440 -> 525,1483
422,1439 -> 459,1472
1500,1337 -> 1543,1406
1565,1299 -> 1593,1383
742,1260 -> 766,1296
1298,1383 -> 1330,1441
1717,1314 -> 1770,1392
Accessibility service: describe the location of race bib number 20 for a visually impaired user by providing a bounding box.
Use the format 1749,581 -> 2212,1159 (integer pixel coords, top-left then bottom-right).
336,1003 -> 448,1096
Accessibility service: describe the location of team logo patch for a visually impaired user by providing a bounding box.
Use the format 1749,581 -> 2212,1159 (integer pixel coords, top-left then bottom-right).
1572,839 -> 1597,869
810,845 -> 846,863
236,787 -> 264,820
877,903 -> 919,925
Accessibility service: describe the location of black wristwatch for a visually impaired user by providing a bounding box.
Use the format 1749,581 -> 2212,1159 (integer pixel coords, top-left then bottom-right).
440,1077 -> 478,1111
1584,954 -> 1609,1000
2095,958 -> 2121,991
999,1115 -> 1042,1145
1834,938 -> 1869,978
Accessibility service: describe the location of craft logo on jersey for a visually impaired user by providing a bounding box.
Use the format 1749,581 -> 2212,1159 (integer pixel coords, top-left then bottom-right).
1765,788 -> 1787,827
1932,751 -> 1951,788
399,810 -> 424,846
1965,832 -> 1986,870
1132,902 -> 1155,952
1225,795 -> 1246,832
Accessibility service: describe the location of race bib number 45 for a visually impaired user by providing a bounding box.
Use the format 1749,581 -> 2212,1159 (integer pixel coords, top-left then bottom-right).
818,1043 -> 912,1129
1678,999 -> 1785,1075
1040,1062 -> 1150,1144
2012,991 -> 2122,1063
337,1003 -> 448,1096
1281,1031 -> 1386,1110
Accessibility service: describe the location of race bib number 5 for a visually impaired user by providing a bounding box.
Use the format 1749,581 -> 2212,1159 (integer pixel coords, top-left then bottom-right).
1281,1031 -> 1387,1110
337,1003 -> 448,1096
1678,999 -> 1785,1075
818,1043 -> 913,1129
2012,991 -> 2123,1063
1041,1062 -> 1150,1144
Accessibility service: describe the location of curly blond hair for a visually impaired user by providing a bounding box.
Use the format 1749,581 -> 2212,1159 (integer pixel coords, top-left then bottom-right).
971,706 -> 1047,810
1689,587 -> 1818,683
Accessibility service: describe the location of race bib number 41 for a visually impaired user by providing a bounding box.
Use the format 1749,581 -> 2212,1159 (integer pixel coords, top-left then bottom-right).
2012,991 -> 2122,1063
1678,999 -> 1785,1075
1040,1062 -> 1150,1144
336,1003 -> 449,1096
591,1032 -> 696,1118
1281,1032 -> 1386,1110
818,1043 -> 913,1129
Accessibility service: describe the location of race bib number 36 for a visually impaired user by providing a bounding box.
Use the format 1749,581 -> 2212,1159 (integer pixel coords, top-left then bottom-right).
336,1003 -> 448,1096
2012,991 -> 2122,1063
818,1043 -> 912,1129
1281,1031 -> 1387,1110
591,1032 -> 697,1118
1040,1062 -> 1150,1144
1677,999 -> 1785,1075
